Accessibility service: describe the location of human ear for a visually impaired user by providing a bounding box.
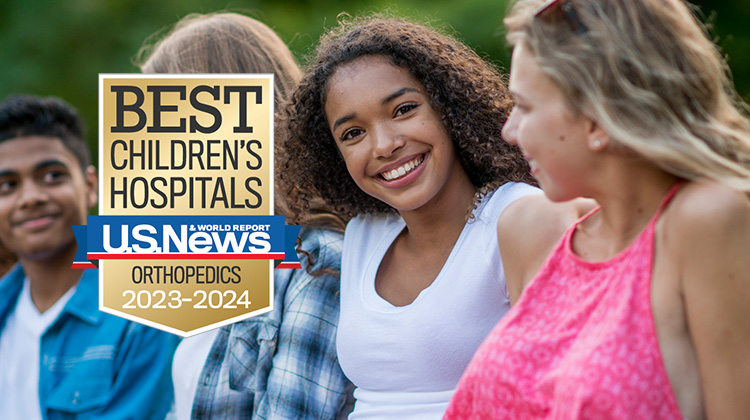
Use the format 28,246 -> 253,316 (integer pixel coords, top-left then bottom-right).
84,166 -> 98,209
586,119 -> 609,151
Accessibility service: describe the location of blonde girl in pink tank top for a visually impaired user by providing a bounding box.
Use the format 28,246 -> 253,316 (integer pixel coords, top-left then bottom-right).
444,0 -> 750,419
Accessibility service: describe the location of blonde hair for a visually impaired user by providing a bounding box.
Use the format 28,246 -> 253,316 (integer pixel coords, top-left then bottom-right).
505,0 -> 750,190
137,12 -> 301,108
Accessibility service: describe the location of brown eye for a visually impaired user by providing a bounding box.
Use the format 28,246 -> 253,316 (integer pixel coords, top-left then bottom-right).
341,128 -> 365,141
394,103 -> 417,117
41,169 -> 67,184
0,179 -> 17,195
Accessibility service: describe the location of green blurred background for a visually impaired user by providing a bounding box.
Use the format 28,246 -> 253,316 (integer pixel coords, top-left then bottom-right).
1,0 -> 749,162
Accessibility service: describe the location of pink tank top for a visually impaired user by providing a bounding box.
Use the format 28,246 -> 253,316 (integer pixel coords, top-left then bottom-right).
443,183 -> 684,420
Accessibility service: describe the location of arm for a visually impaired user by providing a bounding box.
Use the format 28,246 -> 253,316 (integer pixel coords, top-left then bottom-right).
497,194 -> 594,304
255,270 -> 352,420
97,324 -> 179,420
676,185 -> 750,419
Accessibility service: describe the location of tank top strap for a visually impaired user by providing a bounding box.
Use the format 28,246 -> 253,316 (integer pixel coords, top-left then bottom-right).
563,181 -> 685,247
649,181 -> 685,227
567,202 -> 602,236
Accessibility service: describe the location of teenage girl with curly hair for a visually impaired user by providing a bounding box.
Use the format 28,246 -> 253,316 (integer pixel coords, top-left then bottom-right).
445,0 -> 750,418
278,15 -> 566,419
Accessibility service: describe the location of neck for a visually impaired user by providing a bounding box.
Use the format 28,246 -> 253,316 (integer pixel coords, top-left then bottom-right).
581,159 -> 680,253
398,173 -> 478,253
20,246 -> 82,313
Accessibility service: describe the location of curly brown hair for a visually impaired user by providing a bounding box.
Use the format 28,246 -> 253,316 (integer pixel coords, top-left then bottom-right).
279,14 -> 536,223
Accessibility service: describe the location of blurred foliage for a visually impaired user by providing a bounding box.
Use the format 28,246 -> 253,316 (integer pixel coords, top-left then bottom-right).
0,0 -> 748,163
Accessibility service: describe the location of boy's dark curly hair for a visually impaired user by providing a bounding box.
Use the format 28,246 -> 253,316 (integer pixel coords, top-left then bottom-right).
0,94 -> 90,171
278,14 -> 536,223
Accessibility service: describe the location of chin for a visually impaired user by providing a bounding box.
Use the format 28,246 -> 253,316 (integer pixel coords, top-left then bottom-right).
540,186 -> 575,203
383,197 -> 429,213
16,240 -> 76,262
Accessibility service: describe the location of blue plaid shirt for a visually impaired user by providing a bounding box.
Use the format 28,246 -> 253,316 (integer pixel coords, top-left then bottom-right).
0,266 -> 178,420
191,227 -> 354,419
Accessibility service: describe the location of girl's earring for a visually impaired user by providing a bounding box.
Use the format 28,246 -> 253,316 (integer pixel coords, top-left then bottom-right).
593,140 -> 602,148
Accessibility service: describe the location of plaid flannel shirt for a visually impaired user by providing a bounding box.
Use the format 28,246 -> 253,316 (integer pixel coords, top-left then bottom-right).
191,227 -> 354,419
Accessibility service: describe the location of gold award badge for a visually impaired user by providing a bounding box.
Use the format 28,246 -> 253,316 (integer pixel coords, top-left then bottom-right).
72,75 -> 300,336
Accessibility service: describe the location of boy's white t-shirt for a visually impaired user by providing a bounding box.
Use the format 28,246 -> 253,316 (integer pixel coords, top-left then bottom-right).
337,182 -> 540,420
169,328 -> 220,420
0,278 -> 77,420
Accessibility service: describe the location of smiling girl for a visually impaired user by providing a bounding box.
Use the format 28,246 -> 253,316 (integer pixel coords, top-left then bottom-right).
445,0 -> 750,419
278,15 -> 543,419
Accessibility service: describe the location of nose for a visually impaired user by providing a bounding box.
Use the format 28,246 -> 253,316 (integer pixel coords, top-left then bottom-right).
17,180 -> 49,209
371,126 -> 405,158
501,107 -> 519,146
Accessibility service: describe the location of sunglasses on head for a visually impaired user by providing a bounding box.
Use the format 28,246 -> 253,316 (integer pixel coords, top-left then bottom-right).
534,0 -> 588,34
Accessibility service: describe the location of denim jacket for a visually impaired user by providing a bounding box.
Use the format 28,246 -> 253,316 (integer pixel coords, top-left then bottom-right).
0,266 -> 178,420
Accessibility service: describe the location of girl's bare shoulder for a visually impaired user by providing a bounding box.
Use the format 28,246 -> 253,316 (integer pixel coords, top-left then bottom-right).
665,181 -> 750,245
497,194 -> 595,300
497,194 -> 595,251
661,181 -> 750,300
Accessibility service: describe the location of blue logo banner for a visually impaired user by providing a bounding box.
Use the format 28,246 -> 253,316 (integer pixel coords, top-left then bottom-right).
73,215 -> 301,269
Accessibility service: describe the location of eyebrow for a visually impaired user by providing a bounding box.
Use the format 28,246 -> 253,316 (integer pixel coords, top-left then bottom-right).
35,159 -> 70,172
382,87 -> 419,105
332,114 -> 355,132
0,159 -> 68,178
0,159 -> 70,179
331,87 -> 420,132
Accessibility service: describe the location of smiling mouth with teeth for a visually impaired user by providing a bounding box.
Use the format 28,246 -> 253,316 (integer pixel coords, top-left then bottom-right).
380,156 -> 424,181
